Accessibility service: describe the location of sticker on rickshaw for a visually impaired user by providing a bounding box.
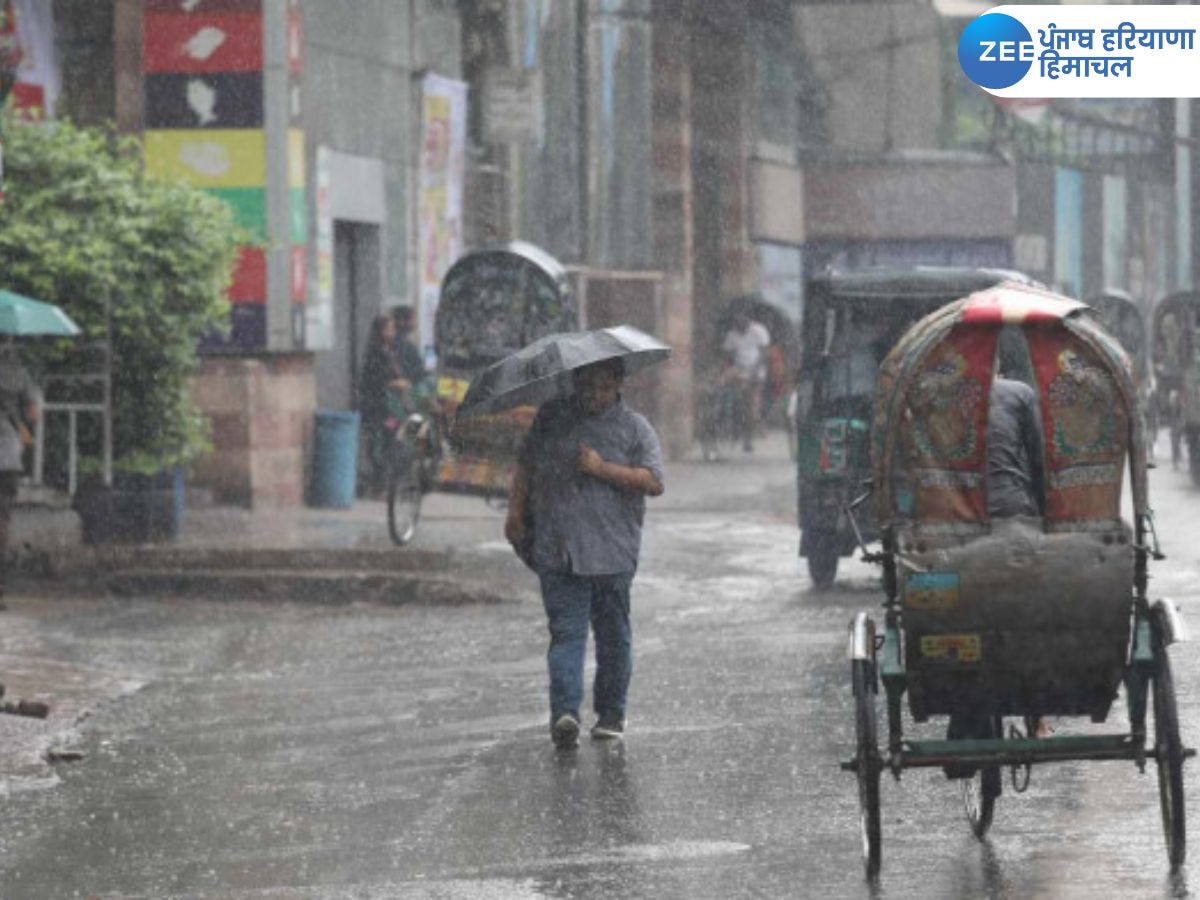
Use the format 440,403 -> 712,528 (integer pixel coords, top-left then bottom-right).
904,571 -> 960,610
919,633 -> 981,663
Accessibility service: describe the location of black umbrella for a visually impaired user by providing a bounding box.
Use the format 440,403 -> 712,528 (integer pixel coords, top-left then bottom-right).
456,324 -> 672,418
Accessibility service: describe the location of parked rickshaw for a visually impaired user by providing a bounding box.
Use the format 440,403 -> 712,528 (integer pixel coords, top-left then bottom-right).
1152,291 -> 1200,482
385,242 -> 575,544
1087,291 -> 1155,451
844,282 -> 1189,876
795,268 -> 1039,587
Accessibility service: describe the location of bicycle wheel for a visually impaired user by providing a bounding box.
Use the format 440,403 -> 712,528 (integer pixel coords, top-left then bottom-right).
387,442 -> 424,546
852,657 -> 882,877
1153,621 -> 1186,868
962,716 -> 1002,839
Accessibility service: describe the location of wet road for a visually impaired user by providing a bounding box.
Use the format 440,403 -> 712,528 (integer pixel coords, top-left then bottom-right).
0,436 -> 1197,898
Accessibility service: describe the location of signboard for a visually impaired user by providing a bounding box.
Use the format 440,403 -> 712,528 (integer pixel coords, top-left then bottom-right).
11,0 -> 60,118
482,68 -> 539,145
417,73 -> 468,358
306,144 -> 334,350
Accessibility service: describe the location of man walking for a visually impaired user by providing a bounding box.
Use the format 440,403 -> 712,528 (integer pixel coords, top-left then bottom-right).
505,358 -> 664,749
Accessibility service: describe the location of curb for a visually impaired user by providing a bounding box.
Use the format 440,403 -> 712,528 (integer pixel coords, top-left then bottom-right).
17,545 -> 536,607
101,569 -> 518,606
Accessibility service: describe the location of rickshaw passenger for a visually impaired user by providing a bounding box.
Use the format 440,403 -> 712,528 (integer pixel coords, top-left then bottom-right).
987,377 -> 1045,519
987,329 -> 1045,519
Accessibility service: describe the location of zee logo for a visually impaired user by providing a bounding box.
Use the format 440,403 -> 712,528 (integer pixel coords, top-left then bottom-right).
959,13 -> 1035,89
978,40 -> 1035,63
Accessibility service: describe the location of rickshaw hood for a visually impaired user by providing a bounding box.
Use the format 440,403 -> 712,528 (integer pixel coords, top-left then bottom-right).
871,282 -> 1147,528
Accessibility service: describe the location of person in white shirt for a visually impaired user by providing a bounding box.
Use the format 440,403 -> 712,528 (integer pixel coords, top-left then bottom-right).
721,311 -> 771,451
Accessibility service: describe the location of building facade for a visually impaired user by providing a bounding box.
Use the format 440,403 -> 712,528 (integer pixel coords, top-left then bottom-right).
29,0 -> 1200,504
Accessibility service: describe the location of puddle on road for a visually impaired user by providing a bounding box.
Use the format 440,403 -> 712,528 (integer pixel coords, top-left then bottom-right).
589,840 -> 752,864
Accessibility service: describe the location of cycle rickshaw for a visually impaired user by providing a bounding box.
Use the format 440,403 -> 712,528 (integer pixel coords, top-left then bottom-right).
844,282 -> 1190,876
385,242 -> 575,544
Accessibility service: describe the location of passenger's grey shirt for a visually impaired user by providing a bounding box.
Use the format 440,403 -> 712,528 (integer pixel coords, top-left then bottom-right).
519,396 -> 665,575
987,377 -> 1045,519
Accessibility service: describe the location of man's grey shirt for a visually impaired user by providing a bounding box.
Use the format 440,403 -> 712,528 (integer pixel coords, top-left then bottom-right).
0,357 -> 36,473
519,396 -> 664,576
987,377 -> 1045,519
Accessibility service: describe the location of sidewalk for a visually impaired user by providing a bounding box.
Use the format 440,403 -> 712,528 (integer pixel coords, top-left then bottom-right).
7,429 -> 798,599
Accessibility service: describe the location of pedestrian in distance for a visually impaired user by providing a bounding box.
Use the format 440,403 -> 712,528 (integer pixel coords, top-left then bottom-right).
505,357 -> 665,750
390,305 -> 427,386
720,310 -> 771,452
0,342 -> 38,603
359,313 -> 405,496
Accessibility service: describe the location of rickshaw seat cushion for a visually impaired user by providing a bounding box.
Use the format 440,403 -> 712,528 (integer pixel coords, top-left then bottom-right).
897,517 -> 1133,719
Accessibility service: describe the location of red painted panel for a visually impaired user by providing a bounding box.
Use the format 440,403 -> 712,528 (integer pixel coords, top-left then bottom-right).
143,11 -> 262,74
229,245 -> 266,303
1026,325 -> 1127,523
904,325 -> 999,525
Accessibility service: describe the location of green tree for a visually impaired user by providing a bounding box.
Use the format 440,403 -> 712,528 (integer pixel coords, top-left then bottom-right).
0,116 -> 240,473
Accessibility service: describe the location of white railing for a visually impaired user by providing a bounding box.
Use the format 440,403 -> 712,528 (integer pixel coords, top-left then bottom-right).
30,359 -> 113,496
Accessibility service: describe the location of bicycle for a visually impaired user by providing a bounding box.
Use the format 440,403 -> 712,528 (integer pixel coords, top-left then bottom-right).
697,373 -> 748,461
383,383 -> 441,546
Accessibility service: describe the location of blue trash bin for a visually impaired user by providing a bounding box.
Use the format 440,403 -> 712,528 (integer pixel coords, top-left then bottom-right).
311,410 -> 361,508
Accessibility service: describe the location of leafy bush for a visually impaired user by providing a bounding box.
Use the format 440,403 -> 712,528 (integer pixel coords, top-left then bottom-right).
0,116 -> 241,472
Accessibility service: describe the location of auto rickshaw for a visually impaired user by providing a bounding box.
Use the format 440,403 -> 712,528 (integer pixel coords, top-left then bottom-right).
1152,291 -> 1200,482
795,268 -> 1040,587
384,241 -> 576,544
844,282 -> 1189,876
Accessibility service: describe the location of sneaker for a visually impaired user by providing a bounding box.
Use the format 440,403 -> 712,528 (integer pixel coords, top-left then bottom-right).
591,713 -> 625,741
551,713 -> 580,749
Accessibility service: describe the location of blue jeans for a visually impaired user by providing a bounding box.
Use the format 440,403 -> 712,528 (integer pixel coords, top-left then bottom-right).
539,570 -> 634,725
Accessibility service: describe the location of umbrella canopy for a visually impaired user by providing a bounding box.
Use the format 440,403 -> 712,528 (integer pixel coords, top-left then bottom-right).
0,289 -> 81,337
457,324 -> 671,418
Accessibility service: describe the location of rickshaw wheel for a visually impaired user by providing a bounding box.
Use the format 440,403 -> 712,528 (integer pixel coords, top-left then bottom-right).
853,658 -> 882,877
962,716 -> 1002,839
807,532 -> 840,589
387,445 -> 425,547
1153,625 -> 1186,868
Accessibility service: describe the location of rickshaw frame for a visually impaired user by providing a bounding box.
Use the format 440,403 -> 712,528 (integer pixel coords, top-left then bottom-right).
384,242 -> 576,545
842,283 -> 1191,877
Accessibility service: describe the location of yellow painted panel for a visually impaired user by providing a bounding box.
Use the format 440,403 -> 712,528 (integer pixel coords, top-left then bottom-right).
919,634 -> 981,664
145,129 -> 266,189
288,129 -> 306,189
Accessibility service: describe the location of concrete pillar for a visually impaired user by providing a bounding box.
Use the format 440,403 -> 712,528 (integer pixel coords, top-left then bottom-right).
113,0 -> 143,134
689,2 -> 752,376
652,0 -> 695,458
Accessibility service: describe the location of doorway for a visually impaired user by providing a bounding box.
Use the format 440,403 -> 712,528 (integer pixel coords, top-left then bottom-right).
316,221 -> 382,411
